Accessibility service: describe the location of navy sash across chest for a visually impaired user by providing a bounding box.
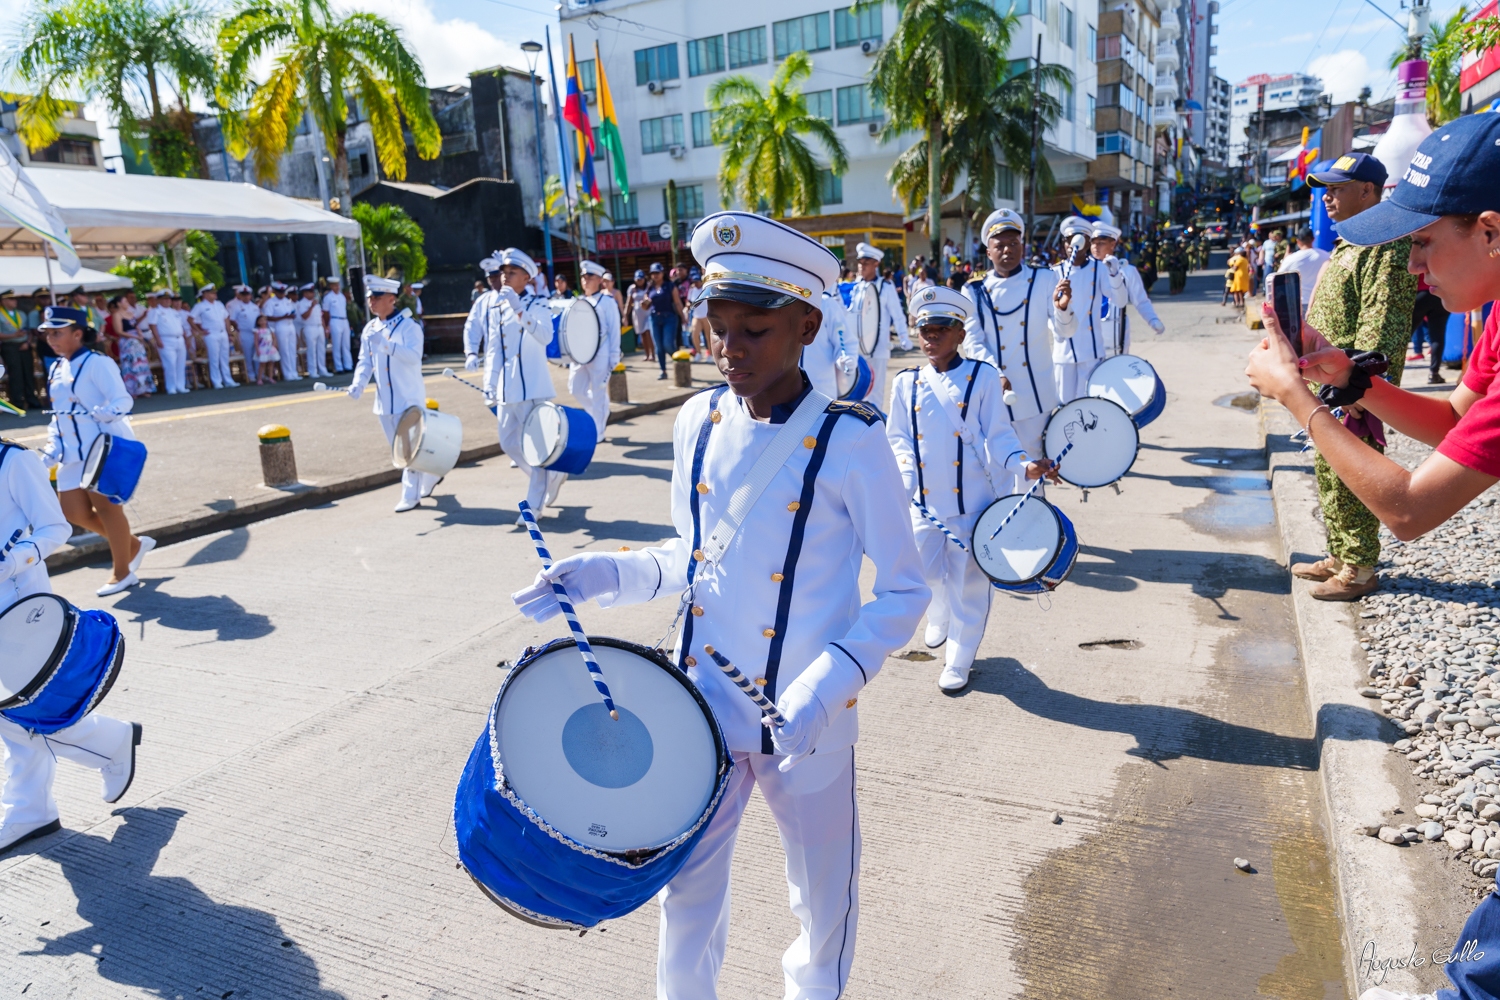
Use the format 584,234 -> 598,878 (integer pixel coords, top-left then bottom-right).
972,269 -> 1043,416
50,351 -> 96,461
907,361 -> 982,515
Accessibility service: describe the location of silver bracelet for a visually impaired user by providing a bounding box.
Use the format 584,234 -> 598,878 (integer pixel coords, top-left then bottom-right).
1303,403 -> 1332,439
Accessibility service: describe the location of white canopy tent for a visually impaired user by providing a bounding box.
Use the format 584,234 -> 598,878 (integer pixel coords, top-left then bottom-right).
0,142 -> 80,276
0,257 -> 130,296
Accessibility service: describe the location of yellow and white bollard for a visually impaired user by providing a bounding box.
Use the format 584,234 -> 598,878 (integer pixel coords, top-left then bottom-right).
257,423 -> 299,488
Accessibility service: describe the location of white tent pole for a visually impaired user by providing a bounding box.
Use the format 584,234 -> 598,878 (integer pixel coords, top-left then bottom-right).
42,240 -> 55,306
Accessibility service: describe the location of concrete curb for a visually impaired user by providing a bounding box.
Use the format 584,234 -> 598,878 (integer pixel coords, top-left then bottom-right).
45,387 -> 702,573
1262,401 -> 1422,996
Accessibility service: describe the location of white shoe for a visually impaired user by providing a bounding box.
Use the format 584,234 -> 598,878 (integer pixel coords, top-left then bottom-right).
420,475 -> 443,499
96,572 -> 137,597
509,459 -> 519,468
394,497 -> 420,513
0,816 -> 61,855
100,722 -> 143,803
129,536 -> 155,574
544,472 -> 567,507
515,514 -> 527,528
924,622 -> 948,648
938,663 -> 971,692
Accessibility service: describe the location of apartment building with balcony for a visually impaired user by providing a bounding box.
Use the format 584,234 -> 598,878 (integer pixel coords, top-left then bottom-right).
1077,0 -> 1158,230
0,99 -> 104,170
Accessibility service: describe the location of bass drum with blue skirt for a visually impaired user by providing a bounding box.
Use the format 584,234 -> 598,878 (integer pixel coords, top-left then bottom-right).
455,637 -> 732,929
521,401 -> 597,475
82,433 -> 148,505
971,494 -> 1079,594
1087,354 -> 1166,428
0,593 -> 124,734
834,353 -> 872,401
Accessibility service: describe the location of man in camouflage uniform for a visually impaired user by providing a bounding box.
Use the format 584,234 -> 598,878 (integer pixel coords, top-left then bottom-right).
1164,238 -> 1189,294
1292,153 -> 1418,600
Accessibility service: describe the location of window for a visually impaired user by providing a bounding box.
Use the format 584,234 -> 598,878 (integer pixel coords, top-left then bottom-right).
1061,83 -> 1074,121
1087,94 -> 1095,120
1096,131 -> 1133,156
1087,25 -> 1096,58
1005,57 -> 1032,82
640,114 -> 685,154
1098,82 -> 1135,107
727,27 -> 767,68
576,58 -> 597,97
591,126 -> 605,160
817,168 -> 842,205
834,5 -> 881,47
687,35 -> 725,76
1096,33 -> 1120,60
691,110 -> 719,147
836,84 -> 882,124
610,191 -> 638,225
774,13 -> 831,59
32,138 -> 95,166
1059,4 -> 1074,47
805,89 -> 834,122
663,184 -> 704,221
1036,0 -> 1046,23
997,165 -> 1016,200
634,43 -> 679,85
1008,0 -> 1033,13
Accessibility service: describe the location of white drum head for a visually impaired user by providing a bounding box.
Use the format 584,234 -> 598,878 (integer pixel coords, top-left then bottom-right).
496,644 -> 720,851
857,290 -> 879,356
82,434 -> 107,486
562,300 -> 601,365
392,406 -> 424,468
972,496 -> 1063,584
1044,397 -> 1139,488
0,594 -> 69,702
520,402 -> 565,468
1088,355 -> 1158,417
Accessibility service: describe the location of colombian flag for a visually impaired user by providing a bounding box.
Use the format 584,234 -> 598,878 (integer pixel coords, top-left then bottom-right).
564,35 -> 600,200
595,41 -> 629,196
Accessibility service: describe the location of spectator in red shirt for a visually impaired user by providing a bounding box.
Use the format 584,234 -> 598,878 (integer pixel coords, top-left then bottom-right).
1248,112 -> 1500,540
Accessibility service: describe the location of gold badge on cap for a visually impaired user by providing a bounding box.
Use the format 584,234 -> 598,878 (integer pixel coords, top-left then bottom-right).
712,220 -> 742,247
922,288 -> 937,302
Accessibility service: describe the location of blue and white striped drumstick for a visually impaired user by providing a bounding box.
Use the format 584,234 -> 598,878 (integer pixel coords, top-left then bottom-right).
517,500 -> 619,721
911,501 -> 968,552
987,440 -> 1074,541
441,368 -> 488,394
703,645 -> 786,727
1,528 -> 22,558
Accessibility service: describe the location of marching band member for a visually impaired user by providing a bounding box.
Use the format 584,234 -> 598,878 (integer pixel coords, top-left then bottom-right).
462,253 -> 503,376
144,289 -> 189,395
800,286 -> 854,400
263,282 -> 301,382
568,260 -> 623,442
512,212 -> 928,1000
346,277 -> 436,512
891,285 -> 1057,691
479,249 -> 563,518
1091,221 -> 1165,355
1052,222 -> 1124,403
226,285 -> 260,373
0,430 -> 143,856
188,284 -> 239,389
323,276 -> 352,373
848,242 -> 910,409
962,209 -> 1072,493
37,307 -> 153,596
296,283 -> 329,379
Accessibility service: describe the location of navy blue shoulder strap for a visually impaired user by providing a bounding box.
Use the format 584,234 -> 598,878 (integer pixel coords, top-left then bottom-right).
824,399 -> 883,426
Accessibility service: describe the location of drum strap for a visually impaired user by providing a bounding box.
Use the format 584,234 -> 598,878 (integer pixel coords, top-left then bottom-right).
919,362 -> 1003,504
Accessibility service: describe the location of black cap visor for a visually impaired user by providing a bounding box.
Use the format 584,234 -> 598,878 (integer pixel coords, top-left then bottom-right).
692,280 -> 799,310
914,314 -> 964,329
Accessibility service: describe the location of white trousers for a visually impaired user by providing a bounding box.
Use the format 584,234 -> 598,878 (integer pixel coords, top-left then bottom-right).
274,320 -> 301,380
328,318 -> 353,371
237,330 -> 257,372
377,412 -> 439,505
1054,358 -> 1100,404
1008,413 -> 1048,497
204,331 -> 236,387
301,325 -> 329,378
497,399 -> 561,511
568,361 -> 612,443
911,510 -> 992,660
157,335 -> 187,394
1,713 -> 133,826
657,748 -> 859,1000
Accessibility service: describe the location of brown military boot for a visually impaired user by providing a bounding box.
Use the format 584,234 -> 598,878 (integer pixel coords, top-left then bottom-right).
1291,554 -> 1343,581
1310,564 -> 1380,601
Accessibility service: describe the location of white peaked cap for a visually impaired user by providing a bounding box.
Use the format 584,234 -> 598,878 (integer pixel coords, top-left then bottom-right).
580,260 -> 606,277
498,248 -> 539,279
689,211 -> 840,308
855,242 -> 884,261
365,276 -> 401,295
908,284 -> 973,325
981,208 -> 1025,242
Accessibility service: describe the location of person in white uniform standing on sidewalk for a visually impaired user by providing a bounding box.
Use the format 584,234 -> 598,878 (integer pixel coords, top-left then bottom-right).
263,282 -> 300,381
567,260 -> 622,442
144,289 -> 189,395
1051,223 -> 1124,402
0,431 -> 144,856
188,285 -> 238,389
322,276 -> 352,373
1090,221 -> 1165,356
345,277 -> 435,512
848,242 -> 910,409
226,285 -> 260,373
512,211 -> 928,1000
296,283 -> 328,378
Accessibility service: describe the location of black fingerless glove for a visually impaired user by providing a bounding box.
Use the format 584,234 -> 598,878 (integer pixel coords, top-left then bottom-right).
1317,350 -> 1389,407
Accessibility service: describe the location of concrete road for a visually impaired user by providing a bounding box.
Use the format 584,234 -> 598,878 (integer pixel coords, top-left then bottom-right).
2,270 -> 1351,999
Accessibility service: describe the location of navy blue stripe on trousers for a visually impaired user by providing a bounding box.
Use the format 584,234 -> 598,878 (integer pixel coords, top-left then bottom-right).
761,411 -> 839,756
679,385 -> 729,672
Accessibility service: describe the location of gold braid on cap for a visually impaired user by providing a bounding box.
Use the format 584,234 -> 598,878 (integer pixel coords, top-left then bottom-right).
701,264 -> 811,300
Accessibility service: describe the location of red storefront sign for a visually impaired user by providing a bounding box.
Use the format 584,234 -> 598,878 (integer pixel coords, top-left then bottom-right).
597,227 -> 677,254
1462,2 -> 1500,92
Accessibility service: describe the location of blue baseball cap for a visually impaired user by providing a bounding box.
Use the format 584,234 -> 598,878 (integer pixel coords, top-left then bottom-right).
39,306 -> 87,329
1307,151 -> 1387,189
1339,113 -> 1500,247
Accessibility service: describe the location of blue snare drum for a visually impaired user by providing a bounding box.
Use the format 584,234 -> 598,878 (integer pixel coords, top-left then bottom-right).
1087,354 -> 1166,428
455,637 -> 731,929
82,433 -> 147,505
835,353 -> 873,401
971,494 -> 1079,594
0,593 -> 124,734
520,401 -> 596,475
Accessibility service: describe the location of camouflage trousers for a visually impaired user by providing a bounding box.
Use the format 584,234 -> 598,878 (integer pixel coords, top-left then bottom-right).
1314,439 -> 1383,567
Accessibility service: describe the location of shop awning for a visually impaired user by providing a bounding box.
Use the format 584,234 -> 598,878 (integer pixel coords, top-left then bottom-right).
0,256 -> 131,296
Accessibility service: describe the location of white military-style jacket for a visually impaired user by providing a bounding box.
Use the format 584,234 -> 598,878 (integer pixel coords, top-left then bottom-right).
801,289 -> 853,401
0,442 -> 71,607
350,308 -> 425,416
1104,261 -> 1164,356
1051,257 -> 1125,365
480,289 -> 555,406
262,294 -> 297,329
604,384 -> 929,756
322,290 -> 349,323
42,348 -> 135,467
189,298 -> 229,337
226,298 -> 260,337
962,266 -> 1070,421
569,291 -> 624,375
848,276 -> 909,355
146,304 -> 186,341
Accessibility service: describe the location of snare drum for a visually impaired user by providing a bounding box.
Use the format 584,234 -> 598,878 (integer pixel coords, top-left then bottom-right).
971,495 -> 1079,594
834,353 -> 873,401
81,434 -> 147,505
521,401 -> 596,475
559,299 -> 602,365
392,405 -> 463,477
1043,396 -> 1139,488
455,637 -> 731,929
0,593 -> 124,734
1087,354 -> 1166,428
856,290 -> 880,357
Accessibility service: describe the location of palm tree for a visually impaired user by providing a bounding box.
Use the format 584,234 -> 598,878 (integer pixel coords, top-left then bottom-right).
351,202 -> 427,281
869,0 -> 1013,262
708,51 -> 848,218
216,0 -> 440,230
1394,5 -> 1468,125
5,0 -> 215,177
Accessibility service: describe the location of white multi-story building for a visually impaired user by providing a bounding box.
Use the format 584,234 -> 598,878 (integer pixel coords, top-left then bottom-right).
1229,72 -> 1323,164
1205,73 -> 1230,165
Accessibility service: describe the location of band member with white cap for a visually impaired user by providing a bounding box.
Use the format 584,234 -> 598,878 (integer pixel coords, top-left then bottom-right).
462,253 -> 504,376
1091,221 -> 1165,354
1052,222 -> 1125,403
963,208 -> 1074,493
512,210 -> 928,1000
144,289 -> 189,395
800,284 -> 857,401
296,283 -> 328,378
848,241 -> 910,408
0,429 -> 143,856
345,277 -> 437,512
567,260 -> 623,442
479,248 -> 565,518
188,284 -> 239,389
322,276 -> 353,373
892,284 -> 1057,691
226,285 -> 260,372
263,282 -> 301,381
1057,216 -> 1093,274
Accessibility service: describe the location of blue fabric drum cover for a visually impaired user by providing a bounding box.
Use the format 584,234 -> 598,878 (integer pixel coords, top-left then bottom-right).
0,593 -> 124,734
520,401 -> 596,475
1087,354 -> 1166,428
455,637 -> 731,929
971,495 -> 1079,594
1043,396 -> 1139,489
82,434 -> 148,505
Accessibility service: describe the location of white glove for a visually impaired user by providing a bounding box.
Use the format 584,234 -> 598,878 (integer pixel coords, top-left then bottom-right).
366,329 -> 391,354
464,353 -> 480,372
501,287 -> 522,314
511,552 -> 622,622
1104,256 -> 1121,279
1151,319 -> 1166,335
769,680 -> 829,772
347,381 -> 365,401
38,442 -> 61,469
0,541 -> 39,583
90,404 -> 122,423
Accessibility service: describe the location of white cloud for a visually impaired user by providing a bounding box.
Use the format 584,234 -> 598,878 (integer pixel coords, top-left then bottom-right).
354,0 -> 529,88
1309,49 -> 1387,104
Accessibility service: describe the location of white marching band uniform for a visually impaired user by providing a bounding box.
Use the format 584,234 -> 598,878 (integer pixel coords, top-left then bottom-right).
800,288 -> 853,401
568,261 -> 623,443
42,346 -> 136,493
263,287 -> 301,381
226,288 -> 260,367
189,289 -> 238,388
323,282 -> 352,373
1050,219 -> 1123,403
0,439 -> 141,854
1095,222 -> 1166,355
297,285 -> 329,379
847,245 -> 909,410
348,283 -> 436,510
146,294 -> 189,394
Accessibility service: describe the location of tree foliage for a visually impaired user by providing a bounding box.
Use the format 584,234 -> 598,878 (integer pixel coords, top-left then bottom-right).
352,202 -> 426,281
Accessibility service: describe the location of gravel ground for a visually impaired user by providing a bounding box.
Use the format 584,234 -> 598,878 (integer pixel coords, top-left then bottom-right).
1349,427 -> 1500,897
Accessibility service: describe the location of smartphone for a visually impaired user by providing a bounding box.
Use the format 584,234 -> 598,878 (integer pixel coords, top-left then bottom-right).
1269,271 -> 1303,355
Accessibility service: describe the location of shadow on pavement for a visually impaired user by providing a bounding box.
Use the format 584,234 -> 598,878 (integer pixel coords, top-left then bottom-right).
184,527 -> 250,566
423,493 -> 514,530
545,508 -> 675,545
612,437 -> 675,462
21,807 -> 345,999
110,577 -> 275,641
1070,546 -> 1289,603
577,459 -> 671,482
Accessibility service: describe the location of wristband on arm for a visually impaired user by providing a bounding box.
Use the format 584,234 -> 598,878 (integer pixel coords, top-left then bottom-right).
1316,350 -> 1390,408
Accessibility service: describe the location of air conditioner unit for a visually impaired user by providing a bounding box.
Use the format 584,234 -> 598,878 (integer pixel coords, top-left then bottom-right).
860,39 -> 879,55
668,144 -> 686,158
866,121 -> 880,136
646,79 -> 679,95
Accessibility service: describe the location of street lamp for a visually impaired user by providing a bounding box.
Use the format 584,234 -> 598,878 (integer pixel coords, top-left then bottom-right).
521,39 -> 553,283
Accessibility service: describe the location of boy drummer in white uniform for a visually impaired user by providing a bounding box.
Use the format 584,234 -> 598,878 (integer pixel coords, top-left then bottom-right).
566,260 -> 623,442
462,253 -> 503,377
890,285 -> 1057,691
1090,221 -> 1165,355
847,241 -> 910,409
1051,221 -> 1125,403
800,286 -> 855,401
512,211 -> 929,1000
